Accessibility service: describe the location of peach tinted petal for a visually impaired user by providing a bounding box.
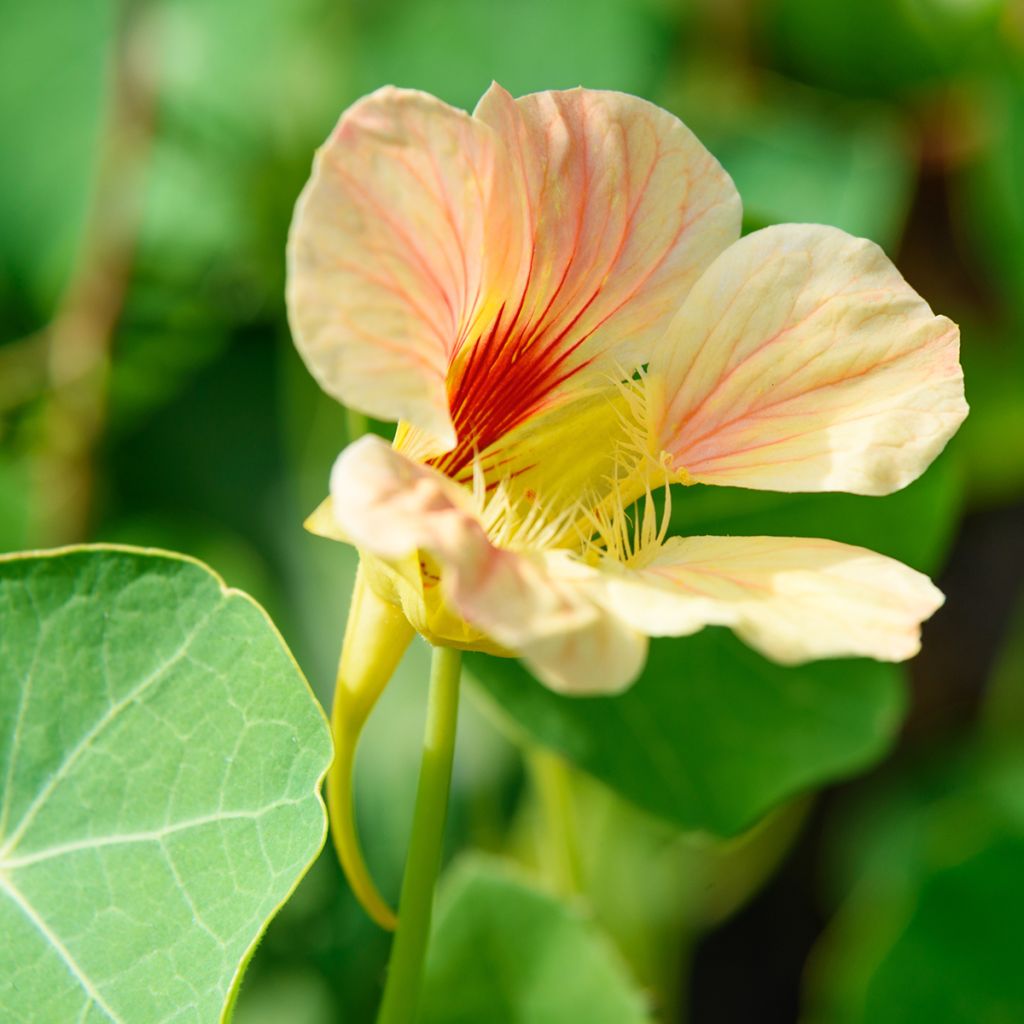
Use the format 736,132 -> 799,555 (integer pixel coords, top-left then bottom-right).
451,548 -> 648,694
475,86 -> 741,368
431,84 -> 741,478
518,606 -> 648,695
288,87 -> 514,451
329,436 -> 645,693
598,535 -> 944,664
652,224 -> 968,495
329,435 -> 480,560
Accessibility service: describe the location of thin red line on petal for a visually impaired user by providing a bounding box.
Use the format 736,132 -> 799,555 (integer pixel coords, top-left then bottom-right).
431,299 -> 600,478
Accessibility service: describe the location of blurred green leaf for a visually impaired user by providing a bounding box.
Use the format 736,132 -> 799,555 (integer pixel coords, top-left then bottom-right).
862,834 -> 1024,1024
981,597 -> 1024,743
804,747 -> 1024,1024
352,0 -> 677,110
234,968 -> 336,1024
665,68 -> 914,249
107,328 -> 232,433
956,58 -> 1024,305
130,0 -> 354,331
511,775 -> 809,1012
762,0 -> 1005,98
0,547 -> 331,1022
0,0 -> 116,336
470,632 -> 903,837
944,316 -> 1024,504
422,857 -> 652,1024
150,0 -> 351,147
0,455 -> 31,552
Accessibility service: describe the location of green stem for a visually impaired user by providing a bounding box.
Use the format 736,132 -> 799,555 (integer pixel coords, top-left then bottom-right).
345,406 -> 369,443
327,566 -> 413,930
376,644 -> 462,1024
528,746 -> 584,897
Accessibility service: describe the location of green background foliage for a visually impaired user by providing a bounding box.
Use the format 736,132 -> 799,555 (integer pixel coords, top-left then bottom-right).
2,0 -> 1023,1020
421,857 -> 653,1024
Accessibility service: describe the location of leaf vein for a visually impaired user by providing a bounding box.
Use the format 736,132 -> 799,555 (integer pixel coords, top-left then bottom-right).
0,598 -> 227,859
0,875 -> 124,1024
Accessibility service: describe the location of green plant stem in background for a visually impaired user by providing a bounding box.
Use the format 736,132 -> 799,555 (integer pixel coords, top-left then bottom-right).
345,406 -> 369,443
377,644 -> 463,1024
528,746 -> 584,898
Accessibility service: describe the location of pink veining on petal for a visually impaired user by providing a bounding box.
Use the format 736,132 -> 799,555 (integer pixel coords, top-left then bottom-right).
290,84 -> 741,454
425,85 -> 741,477
652,224 -> 968,495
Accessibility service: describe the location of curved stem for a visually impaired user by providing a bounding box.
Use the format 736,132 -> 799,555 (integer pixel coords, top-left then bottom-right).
327,565 -> 414,930
376,644 -> 462,1024
327,716 -> 398,931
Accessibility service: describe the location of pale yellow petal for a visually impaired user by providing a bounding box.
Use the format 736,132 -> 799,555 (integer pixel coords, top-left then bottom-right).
287,87 -> 513,451
652,224 -> 968,495
450,547 -> 648,694
304,496 -> 350,542
597,535 -> 944,664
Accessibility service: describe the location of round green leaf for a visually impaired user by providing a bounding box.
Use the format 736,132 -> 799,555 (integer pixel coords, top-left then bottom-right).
469,633 -> 903,837
422,857 -> 652,1024
0,546 -> 331,1023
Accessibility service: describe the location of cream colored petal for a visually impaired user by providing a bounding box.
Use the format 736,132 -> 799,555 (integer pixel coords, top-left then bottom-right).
466,83 -> 742,401
329,435 -> 480,560
329,435 -> 646,693
652,224 -> 968,495
517,607 -> 648,695
291,83 -> 740,473
450,547 -> 648,694
597,535 -> 944,664
287,87 -> 514,451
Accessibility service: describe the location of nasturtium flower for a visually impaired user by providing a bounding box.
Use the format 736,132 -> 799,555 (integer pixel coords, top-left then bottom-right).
288,83 -> 967,696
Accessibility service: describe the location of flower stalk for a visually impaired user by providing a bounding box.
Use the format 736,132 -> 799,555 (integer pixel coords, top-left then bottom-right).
528,746 -> 584,898
327,565 -> 413,930
376,644 -> 462,1024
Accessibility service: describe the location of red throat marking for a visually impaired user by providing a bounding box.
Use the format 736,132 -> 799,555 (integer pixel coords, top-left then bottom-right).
431,301 -> 596,480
